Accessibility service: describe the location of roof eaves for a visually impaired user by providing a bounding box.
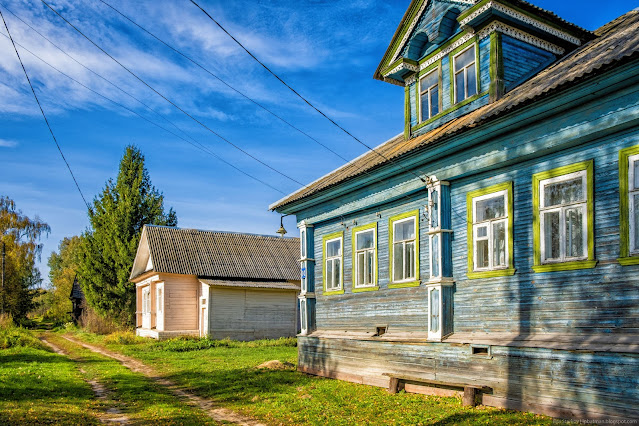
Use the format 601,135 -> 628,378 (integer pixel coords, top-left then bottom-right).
269,133 -> 404,211
374,0 -> 422,81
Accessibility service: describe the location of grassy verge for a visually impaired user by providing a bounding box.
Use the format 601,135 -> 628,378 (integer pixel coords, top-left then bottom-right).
0,325 -> 99,425
71,331 -> 553,425
45,333 -> 216,425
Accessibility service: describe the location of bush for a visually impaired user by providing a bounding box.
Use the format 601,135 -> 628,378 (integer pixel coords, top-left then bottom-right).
0,321 -> 50,351
80,308 -> 121,335
103,331 -> 144,345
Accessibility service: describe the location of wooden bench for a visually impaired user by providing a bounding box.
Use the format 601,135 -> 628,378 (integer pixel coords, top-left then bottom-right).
382,373 -> 492,407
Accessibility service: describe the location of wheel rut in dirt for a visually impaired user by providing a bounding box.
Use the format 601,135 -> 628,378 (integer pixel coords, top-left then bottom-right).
39,337 -> 130,424
61,335 -> 265,426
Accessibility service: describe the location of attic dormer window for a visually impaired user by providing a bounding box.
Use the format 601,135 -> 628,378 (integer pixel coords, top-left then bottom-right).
420,69 -> 440,121
453,45 -> 477,103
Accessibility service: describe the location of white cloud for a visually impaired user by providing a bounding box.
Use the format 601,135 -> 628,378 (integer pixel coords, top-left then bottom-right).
0,139 -> 18,148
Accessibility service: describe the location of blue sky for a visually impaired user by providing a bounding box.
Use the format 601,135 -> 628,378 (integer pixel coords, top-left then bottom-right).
1,0 -> 637,286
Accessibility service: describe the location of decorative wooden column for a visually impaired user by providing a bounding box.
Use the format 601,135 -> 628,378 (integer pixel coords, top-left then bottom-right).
427,178 -> 454,341
298,221 -> 315,335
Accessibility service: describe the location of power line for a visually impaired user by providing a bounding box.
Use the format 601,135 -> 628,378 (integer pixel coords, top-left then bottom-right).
0,2 -> 285,194
0,3 -> 195,148
189,0 -> 428,184
0,29 -> 286,195
12,2 -> 431,211
39,0 -> 306,188
95,0 -> 352,165
94,0 -> 432,206
0,7 -> 90,209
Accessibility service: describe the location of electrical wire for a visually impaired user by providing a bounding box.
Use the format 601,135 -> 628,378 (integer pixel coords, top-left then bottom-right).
0,2 -> 196,147
0,7 -> 90,210
95,0 -> 352,165
0,29 -> 287,195
39,0 -> 307,188
93,0 -> 432,207
189,0 -> 428,184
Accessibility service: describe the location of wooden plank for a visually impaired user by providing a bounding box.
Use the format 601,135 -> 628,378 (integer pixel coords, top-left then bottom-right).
388,376 -> 400,394
462,386 -> 478,407
482,395 -> 635,421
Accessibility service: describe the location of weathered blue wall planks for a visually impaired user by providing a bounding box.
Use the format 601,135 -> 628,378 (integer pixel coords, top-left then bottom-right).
299,63 -> 639,418
281,1 -> 639,420
501,35 -> 556,92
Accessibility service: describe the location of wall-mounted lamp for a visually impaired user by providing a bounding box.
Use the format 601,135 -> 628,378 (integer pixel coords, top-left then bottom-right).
276,215 -> 288,237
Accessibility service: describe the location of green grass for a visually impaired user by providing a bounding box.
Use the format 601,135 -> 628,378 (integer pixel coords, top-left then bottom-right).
46,333 -> 216,425
76,332 -> 553,425
0,341 -> 99,424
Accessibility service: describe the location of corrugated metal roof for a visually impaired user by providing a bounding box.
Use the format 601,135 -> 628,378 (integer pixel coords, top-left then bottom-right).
200,279 -> 300,291
138,225 -> 300,281
273,9 -> 639,211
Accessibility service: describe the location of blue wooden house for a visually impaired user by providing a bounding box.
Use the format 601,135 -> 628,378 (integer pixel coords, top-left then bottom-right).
270,0 -> 639,420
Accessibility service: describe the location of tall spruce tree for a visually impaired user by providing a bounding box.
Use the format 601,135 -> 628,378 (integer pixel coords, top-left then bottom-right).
80,146 -> 176,327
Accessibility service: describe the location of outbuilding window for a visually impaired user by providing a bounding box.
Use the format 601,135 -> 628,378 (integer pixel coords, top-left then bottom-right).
453,45 -> 477,103
389,211 -> 420,287
322,232 -> 343,294
532,161 -> 596,272
420,68 -> 439,121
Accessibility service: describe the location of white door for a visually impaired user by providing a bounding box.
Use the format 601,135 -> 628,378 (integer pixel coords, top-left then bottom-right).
142,286 -> 151,329
200,296 -> 208,337
156,285 -> 164,330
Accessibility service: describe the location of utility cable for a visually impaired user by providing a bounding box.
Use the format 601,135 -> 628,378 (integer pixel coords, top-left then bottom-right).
0,2 -> 272,192
0,7 -> 90,209
95,0 -> 431,206
95,0 -> 352,165
189,0 -> 428,184
0,30 -> 286,195
40,0 -> 306,188
0,2 -> 196,147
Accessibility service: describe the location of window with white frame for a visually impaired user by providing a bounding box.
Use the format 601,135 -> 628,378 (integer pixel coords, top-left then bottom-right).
539,170 -> 588,263
392,217 -> 416,282
300,300 -> 307,334
629,154 -> 639,254
355,228 -> 376,288
324,237 -> 342,291
142,287 -> 150,313
472,190 -> 508,270
300,229 -> 306,258
429,286 -> 440,334
156,287 -> 163,314
420,69 -> 439,121
453,45 -> 477,104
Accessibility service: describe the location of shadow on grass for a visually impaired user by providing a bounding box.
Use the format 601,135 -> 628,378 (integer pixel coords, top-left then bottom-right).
0,410 -> 99,426
166,367 -> 306,403
0,350 -> 102,403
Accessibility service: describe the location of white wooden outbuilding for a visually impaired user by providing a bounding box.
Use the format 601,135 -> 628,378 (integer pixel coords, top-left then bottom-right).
130,225 -> 300,340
